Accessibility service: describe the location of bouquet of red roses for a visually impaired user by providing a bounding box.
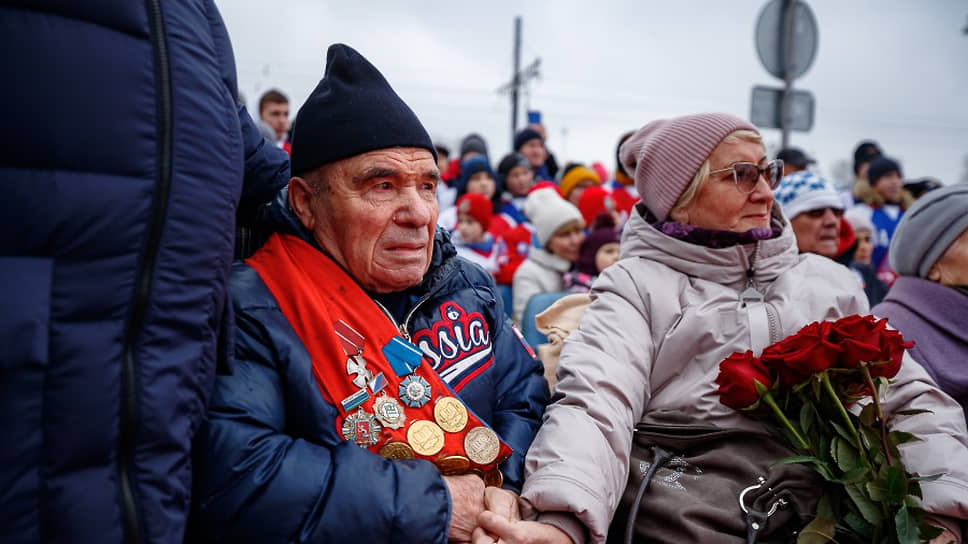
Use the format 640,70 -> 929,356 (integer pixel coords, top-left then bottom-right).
715,314 -> 944,544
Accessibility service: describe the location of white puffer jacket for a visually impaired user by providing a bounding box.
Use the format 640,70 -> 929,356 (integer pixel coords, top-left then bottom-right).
521,206 -> 968,543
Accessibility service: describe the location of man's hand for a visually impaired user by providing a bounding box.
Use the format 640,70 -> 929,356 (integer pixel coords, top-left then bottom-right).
470,487 -> 522,543
471,513 -> 572,544
443,474 -> 485,542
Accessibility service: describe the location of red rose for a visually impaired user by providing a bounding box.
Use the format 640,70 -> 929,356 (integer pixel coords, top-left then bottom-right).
831,315 -> 913,379
830,315 -> 885,367
716,350 -> 773,410
760,321 -> 842,387
870,325 -> 913,379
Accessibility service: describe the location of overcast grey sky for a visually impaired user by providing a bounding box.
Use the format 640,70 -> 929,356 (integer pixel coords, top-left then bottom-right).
217,0 -> 968,187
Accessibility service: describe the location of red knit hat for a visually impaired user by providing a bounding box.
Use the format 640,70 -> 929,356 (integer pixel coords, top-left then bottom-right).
577,185 -> 616,226
619,113 -> 757,221
457,193 -> 493,230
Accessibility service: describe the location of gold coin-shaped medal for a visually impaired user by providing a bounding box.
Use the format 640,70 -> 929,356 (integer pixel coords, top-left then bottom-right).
379,441 -> 415,460
407,420 -> 445,456
433,397 -> 468,433
436,455 -> 471,476
483,468 -> 504,488
463,426 -> 500,465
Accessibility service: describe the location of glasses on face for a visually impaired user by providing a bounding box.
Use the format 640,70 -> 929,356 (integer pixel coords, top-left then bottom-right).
803,207 -> 844,219
708,159 -> 784,193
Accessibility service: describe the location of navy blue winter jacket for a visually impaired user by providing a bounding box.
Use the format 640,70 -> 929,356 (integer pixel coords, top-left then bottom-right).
0,2 -> 290,543
191,194 -> 549,543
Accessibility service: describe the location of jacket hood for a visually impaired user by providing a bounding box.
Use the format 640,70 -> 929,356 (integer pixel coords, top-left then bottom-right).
262,185 -> 458,290
852,178 -> 916,209
619,203 -> 800,288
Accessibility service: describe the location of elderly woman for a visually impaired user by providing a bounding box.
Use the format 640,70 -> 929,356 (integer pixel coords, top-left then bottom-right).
476,113 -> 968,544
873,184 -> 968,421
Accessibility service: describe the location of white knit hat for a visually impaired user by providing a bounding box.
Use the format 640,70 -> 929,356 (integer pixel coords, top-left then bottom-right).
773,171 -> 843,220
524,187 -> 584,247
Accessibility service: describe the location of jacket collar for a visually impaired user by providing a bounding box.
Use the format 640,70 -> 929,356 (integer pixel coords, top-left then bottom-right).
883,277 -> 968,341
528,247 -> 573,273
619,204 -> 800,289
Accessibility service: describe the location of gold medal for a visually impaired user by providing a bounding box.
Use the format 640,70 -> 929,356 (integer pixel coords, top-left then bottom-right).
464,426 -> 500,465
407,420 -> 445,456
433,397 -> 468,433
436,455 -> 471,476
379,441 -> 415,460
484,468 -> 504,488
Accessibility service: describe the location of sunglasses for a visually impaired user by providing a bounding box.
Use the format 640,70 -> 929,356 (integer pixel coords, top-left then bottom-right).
803,207 -> 844,219
708,159 -> 784,193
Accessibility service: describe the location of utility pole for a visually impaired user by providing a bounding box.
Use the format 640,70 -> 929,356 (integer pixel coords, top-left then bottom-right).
497,17 -> 541,142
511,17 -> 521,142
779,0 -> 796,149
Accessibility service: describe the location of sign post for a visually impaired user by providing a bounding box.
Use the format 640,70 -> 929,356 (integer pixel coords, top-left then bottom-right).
753,0 -> 818,146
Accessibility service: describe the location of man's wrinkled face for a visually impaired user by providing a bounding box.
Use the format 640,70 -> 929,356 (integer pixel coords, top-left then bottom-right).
791,207 -> 843,258
261,101 -> 290,139
291,147 -> 440,293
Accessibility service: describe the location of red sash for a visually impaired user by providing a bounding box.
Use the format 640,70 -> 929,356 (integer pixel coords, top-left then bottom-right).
247,233 -> 511,481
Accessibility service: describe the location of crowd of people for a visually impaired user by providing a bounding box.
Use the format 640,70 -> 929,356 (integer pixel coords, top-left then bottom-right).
3,3 -> 967,544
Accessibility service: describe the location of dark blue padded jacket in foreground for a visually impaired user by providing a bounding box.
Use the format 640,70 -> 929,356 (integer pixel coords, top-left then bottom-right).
0,2 -> 290,542
191,191 -> 549,543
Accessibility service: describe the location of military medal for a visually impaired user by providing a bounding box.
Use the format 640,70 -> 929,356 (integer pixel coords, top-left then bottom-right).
373,394 -> 406,429
399,375 -> 431,408
379,441 -> 415,460
433,397 -> 468,433
484,468 -> 504,488
368,372 -> 387,394
340,388 -> 370,412
336,320 -> 374,389
436,455 -> 471,476
341,407 -> 382,447
383,336 -> 424,376
464,426 -> 500,465
407,419 -> 445,456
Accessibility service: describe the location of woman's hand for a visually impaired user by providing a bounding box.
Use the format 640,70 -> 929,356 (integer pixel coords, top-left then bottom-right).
928,528 -> 958,544
471,513 -> 571,544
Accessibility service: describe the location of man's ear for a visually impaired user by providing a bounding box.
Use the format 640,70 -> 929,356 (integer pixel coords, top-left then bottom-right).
289,176 -> 316,230
927,263 -> 943,283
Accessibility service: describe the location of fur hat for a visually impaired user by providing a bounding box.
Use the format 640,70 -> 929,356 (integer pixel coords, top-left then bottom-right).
290,44 -> 435,176
524,187 -> 583,247
619,113 -> 757,221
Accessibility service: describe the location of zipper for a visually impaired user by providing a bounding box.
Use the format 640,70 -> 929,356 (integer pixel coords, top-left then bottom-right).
372,299 -> 412,341
117,2 -> 172,543
764,302 -> 780,344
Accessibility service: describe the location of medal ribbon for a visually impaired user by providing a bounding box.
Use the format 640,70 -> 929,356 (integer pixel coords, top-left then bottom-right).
247,233 -> 511,474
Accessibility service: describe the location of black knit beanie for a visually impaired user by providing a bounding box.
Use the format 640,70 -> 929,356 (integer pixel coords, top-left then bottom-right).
290,44 -> 436,176
867,156 -> 902,185
513,128 -> 542,151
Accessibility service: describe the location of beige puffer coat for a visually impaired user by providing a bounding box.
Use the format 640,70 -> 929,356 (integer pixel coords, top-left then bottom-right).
520,207 -> 968,543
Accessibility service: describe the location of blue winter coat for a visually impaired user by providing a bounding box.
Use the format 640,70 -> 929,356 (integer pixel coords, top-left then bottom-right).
191,193 -> 549,543
0,2 -> 290,543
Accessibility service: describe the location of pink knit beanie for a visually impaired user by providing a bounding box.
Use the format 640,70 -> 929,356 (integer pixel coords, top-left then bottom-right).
619,113 -> 758,221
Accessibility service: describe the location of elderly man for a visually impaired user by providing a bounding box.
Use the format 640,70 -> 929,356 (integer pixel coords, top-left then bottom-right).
190,44 -> 548,543
774,170 -> 846,258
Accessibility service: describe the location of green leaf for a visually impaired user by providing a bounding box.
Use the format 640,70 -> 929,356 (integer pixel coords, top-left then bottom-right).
797,517 -> 837,544
894,506 -> 920,544
866,476 -> 888,502
845,484 -> 883,525
833,467 -> 869,485
800,402 -> 816,437
911,472 -> 943,483
774,455 -> 823,465
831,437 -> 860,472
887,430 -> 921,447
891,408 -> 933,417
919,519 -> 945,541
843,510 -> 874,539
830,421 -> 856,443
885,465 -> 908,504
816,493 -> 836,521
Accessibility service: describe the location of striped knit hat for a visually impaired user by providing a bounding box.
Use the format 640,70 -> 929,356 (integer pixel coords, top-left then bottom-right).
619,113 -> 757,221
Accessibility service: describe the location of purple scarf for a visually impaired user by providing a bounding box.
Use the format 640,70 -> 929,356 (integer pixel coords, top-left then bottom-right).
650,213 -> 782,249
